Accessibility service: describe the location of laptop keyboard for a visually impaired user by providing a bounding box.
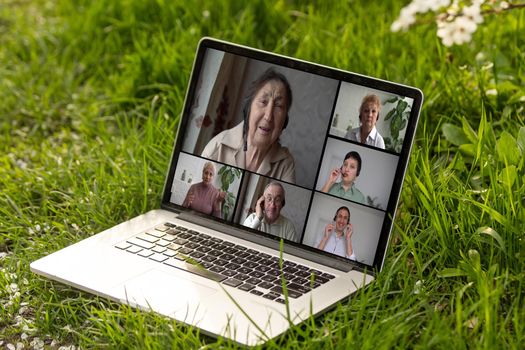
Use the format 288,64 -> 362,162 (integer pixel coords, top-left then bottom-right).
114,222 -> 335,303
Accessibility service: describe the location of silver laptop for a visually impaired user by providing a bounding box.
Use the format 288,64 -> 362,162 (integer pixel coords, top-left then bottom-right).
31,37 -> 423,346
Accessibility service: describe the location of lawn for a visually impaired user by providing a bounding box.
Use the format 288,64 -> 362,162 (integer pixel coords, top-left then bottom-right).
1,0 -> 524,348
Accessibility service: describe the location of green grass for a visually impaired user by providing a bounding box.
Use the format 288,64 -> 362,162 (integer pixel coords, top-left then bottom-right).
1,0 -> 524,348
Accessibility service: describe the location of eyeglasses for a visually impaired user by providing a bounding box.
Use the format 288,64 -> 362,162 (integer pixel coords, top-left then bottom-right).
265,196 -> 283,205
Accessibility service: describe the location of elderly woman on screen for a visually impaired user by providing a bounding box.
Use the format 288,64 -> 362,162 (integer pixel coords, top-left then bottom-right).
202,68 -> 296,183
182,162 -> 226,218
345,94 -> 385,149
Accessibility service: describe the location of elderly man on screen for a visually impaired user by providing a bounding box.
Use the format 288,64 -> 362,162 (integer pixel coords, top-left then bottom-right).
242,182 -> 297,242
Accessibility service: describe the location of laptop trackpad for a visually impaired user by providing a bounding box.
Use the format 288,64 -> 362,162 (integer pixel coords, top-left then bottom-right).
113,269 -> 218,315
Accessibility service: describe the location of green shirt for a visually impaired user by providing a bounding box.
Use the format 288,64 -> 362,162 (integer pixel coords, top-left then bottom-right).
328,182 -> 365,204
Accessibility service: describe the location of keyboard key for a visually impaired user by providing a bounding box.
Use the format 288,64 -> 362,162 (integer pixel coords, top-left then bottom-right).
223,278 -> 243,288
237,267 -> 252,275
250,289 -> 264,296
285,283 -> 310,294
186,242 -> 199,250
224,247 -> 239,255
243,261 -> 258,269
261,275 -> 275,283
178,247 -> 192,255
237,251 -> 251,258
167,243 -> 181,251
225,263 -> 241,270
150,253 -> 168,262
270,285 -> 302,298
220,253 -> 235,261
255,265 -> 272,273
312,275 -> 330,284
221,270 -> 238,278
152,246 -> 167,254
155,239 -> 171,247
163,250 -> 177,257
136,233 -> 158,243
138,250 -> 154,258
249,271 -> 264,279
238,283 -> 255,292
126,246 -> 142,254
322,272 -> 336,279
174,238 -> 188,245
162,234 -> 176,242
296,270 -> 311,278
201,255 -> 217,263
234,273 -> 249,281
155,224 -> 170,232
258,281 -> 273,289
214,259 -> 229,267
189,251 -> 205,259
246,277 -> 261,285
127,237 -> 155,250
146,230 -> 165,238
262,292 -> 280,301
246,249 -> 259,255
196,246 -> 212,253
234,244 -> 247,250
208,249 -> 222,257
115,242 -> 131,250
231,257 -> 247,265
275,298 -> 285,304
209,266 -> 226,273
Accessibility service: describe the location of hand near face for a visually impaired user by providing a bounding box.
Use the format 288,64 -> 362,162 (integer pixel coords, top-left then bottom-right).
255,195 -> 265,219
344,224 -> 353,240
324,223 -> 334,239
329,168 -> 341,183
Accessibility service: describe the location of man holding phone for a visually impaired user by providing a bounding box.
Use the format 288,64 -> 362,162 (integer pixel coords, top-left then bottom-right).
242,182 -> 297,242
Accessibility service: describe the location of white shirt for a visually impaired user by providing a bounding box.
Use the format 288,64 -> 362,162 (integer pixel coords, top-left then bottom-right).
315,232 -> 356,260
345,126 -> 385,149
242,213 -> 298,242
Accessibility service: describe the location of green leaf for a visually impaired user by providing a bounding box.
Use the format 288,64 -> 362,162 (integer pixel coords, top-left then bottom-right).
442,123 -> 469,146
498,165 -> 517,188
438,268 -> 467,278
496,131 -> 520,165
461,117 -> 477,144
384,108 -> 396,121
517,127 -> 525,154
384,96 -> 399,104
476,226 -> 505,251
396,100 -> 408,113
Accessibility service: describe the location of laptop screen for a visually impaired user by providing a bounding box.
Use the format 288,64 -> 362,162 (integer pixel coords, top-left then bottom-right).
163,39 -> 422,270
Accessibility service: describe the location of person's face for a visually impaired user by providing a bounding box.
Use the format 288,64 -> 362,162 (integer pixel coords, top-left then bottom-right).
202,166 -> 214,184
334,209 -> 349,233
340,157 -> 359,185
248,80 -> 288,149
263,184 -> 284,224
360,102 -> 379,129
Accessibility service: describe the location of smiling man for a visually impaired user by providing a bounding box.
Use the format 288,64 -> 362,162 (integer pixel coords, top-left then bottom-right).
201,68 -> 296,183
242,182 -> 297,242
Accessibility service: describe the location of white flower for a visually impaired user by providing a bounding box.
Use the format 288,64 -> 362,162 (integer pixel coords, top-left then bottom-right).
437,15 -> 477,46
463,3 -> 483,24
500,1 -> 509,9
486,89 -> 498,96
391,5 -> 417,31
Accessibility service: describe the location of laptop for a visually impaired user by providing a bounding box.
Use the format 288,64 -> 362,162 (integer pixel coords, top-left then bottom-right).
31,37 -> 423,346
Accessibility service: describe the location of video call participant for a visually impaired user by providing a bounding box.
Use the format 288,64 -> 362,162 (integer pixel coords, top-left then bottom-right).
345,94 -> 385,149
320,151 -> 365,204
242,182 -> 297,242
202,68 -> 296,183
182,162 -> 226,218
316,206 -> 356,260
